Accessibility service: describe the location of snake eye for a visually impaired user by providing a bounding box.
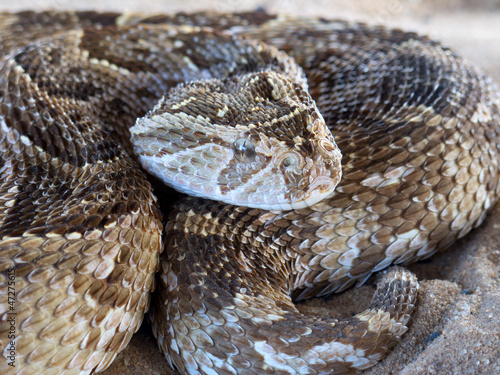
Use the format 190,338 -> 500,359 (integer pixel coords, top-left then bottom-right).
233,138 -> 256,162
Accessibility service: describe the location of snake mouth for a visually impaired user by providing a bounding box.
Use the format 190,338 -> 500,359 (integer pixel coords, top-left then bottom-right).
285,158 -> 342,210
291,175 -> 339,209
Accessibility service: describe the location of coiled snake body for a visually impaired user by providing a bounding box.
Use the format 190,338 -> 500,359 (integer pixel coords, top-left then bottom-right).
0,11 -> 499,375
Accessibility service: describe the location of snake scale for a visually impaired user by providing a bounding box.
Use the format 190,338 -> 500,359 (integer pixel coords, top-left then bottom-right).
0,10 -> 499,375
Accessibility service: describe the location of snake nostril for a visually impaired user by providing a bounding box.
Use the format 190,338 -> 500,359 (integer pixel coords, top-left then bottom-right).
282,154 -> 303,170
283,155 -> 297,168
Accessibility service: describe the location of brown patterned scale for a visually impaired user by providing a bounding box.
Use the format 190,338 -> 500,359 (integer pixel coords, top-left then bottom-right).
0,11 -> 499,375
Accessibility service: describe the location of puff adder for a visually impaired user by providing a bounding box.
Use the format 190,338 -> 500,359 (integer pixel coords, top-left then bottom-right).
0,11 -> 499,375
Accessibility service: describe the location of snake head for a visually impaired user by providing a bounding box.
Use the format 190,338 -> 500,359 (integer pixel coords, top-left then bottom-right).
130,70 -> 342,210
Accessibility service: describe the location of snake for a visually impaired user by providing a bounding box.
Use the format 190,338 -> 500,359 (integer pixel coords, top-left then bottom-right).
0,10 -> 499,375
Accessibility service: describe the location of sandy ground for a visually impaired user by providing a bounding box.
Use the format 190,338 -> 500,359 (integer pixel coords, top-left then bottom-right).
1,1 -> 499,374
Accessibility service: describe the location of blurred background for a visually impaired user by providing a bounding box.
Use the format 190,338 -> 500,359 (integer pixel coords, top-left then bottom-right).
0,0 -> 499,83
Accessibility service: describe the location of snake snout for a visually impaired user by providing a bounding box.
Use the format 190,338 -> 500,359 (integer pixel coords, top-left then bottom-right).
290,132 -> 343,208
